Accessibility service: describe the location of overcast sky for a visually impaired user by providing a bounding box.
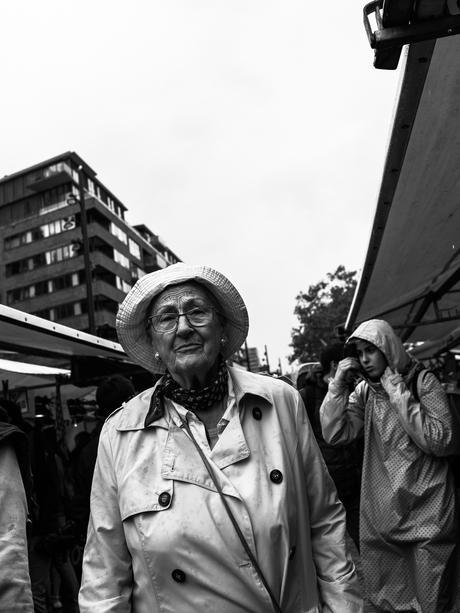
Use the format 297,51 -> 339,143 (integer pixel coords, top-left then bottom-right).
1,1 -> 400,372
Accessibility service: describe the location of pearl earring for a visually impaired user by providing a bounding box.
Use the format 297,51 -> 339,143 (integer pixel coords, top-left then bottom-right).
154,352 -> 160,360
221,337 -> 227,346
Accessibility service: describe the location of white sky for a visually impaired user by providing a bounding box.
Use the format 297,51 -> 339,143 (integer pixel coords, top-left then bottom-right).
1,1 -> 400,373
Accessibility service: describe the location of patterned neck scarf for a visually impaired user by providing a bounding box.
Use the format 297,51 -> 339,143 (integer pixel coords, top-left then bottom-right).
144,355 -> 228,427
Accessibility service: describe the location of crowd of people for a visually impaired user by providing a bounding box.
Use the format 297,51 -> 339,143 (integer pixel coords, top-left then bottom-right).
1,263 -> 459,612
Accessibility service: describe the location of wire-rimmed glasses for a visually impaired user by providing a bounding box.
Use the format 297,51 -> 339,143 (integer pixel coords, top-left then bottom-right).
147,306 -> 221,333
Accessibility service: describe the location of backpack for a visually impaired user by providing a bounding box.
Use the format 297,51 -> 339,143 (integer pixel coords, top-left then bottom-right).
412,369 -> 460,485
299,382 -> 317,424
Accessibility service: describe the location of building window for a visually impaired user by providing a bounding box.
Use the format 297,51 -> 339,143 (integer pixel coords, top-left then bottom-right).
130,263 -> 145,281
44,245 -> 73,265
6,244 -> 77,277
5,235 -> 20,250
128,238 -> 141,260
156,253 -> 167,269
41,184 -> 73,215
6,271 -> 84,304
110,222 -> 127,244
114,249 -> 130,269
4,215 -> 76,251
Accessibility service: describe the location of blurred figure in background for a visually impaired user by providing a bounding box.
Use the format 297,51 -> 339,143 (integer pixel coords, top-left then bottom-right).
299,343 -> 361,551
1,398 -> 33,434
73,375 -> 135,543
68,431 -> 91,481
28,411 -> 79,613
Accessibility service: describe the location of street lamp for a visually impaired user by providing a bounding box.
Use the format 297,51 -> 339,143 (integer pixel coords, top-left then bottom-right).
66,166 -> 96,335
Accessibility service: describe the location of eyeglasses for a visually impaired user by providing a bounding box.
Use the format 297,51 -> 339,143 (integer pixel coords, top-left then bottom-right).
147,306 -> 221,333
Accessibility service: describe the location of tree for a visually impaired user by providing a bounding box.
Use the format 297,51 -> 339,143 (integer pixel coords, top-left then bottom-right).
289,265 -> 357,364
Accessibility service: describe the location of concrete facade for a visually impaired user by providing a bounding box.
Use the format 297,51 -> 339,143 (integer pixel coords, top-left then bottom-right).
0,152 -> 181,342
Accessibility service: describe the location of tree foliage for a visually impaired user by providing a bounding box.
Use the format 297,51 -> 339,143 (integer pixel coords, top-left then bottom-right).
289,265 -> 357,364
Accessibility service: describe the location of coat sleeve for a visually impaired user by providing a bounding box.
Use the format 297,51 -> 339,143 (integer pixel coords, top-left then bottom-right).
79,425 -> 133,613
0,444 -> 34,613
381,370 -> 459,456
295,391 -> 363,612
320,379 -> 366,446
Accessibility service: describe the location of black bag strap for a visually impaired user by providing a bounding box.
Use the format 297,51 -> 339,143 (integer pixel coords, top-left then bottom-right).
301,382 -> 317,422
177,414 -> 283,613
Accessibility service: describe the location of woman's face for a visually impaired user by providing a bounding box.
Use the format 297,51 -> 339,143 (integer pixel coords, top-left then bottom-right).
355,339 -> 388,381
148,282 -> 225,389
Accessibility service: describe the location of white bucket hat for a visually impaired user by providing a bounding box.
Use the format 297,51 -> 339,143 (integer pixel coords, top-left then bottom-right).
116,263 -> 249,374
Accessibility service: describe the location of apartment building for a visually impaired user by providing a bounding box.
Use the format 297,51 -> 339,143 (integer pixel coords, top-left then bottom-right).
0,152 -> 181,342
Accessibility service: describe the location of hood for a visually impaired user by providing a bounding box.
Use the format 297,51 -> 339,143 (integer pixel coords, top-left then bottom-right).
346,319 -> 412,375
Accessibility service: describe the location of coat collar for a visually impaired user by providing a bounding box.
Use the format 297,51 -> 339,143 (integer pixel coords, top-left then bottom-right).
115,366 -> 273,432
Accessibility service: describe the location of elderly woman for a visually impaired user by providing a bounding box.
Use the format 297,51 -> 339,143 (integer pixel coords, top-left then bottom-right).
79,264 -> 363,613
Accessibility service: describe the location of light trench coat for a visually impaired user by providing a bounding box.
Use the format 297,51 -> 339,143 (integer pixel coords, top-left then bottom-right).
79,366 -> 363,613
0,425 -> 34,613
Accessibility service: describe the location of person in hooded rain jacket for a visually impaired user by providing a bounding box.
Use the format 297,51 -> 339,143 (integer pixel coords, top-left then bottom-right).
320,318 -> 460,613
79,263 -> 363,613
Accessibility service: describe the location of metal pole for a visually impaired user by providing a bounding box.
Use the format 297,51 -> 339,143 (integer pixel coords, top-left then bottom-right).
244,341 -> 251,371
78,166 -> 96,335
264,345 -> 270,374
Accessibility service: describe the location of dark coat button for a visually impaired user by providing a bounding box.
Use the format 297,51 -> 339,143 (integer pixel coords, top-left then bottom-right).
270,469 -> 283,484
289,546 -> 296,560
252,407 -> 262,420
158,492 -> 171,507
172,569 -> 186,582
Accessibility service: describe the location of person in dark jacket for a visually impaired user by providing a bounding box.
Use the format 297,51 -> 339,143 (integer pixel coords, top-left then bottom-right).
299,343 -> 362,550
73,375 -> 135,541
0,405 -> 34,612
28,411 -> 80,613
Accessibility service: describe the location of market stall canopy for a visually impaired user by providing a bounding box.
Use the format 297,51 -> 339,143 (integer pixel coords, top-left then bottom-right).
346,34 -> 460,357
0,357 -> 70,390
0,305 -> 155,387
0,304 -> 126,360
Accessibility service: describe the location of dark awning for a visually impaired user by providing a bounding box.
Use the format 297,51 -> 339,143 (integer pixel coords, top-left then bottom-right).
346,34 -> 460,357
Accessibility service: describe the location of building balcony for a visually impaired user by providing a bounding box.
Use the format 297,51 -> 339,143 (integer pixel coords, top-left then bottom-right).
6,278 -> 125,313
3,256 -> 84,290
92,280 -> 127,303
60,309 -> 118,337
2,227 -> 81,265
144,251 -> 168,273
26,162 -> 74,192
91,250 -> 131,280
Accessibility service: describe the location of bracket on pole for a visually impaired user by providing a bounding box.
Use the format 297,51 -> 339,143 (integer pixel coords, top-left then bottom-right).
364,0 -> 460,69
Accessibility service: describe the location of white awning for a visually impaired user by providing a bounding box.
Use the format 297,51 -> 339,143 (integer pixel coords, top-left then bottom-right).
0,304 -> 127,361
0,358 -> 71,377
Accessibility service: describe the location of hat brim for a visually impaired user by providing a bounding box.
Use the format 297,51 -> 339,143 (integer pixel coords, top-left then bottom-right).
116,264 -> 249,373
